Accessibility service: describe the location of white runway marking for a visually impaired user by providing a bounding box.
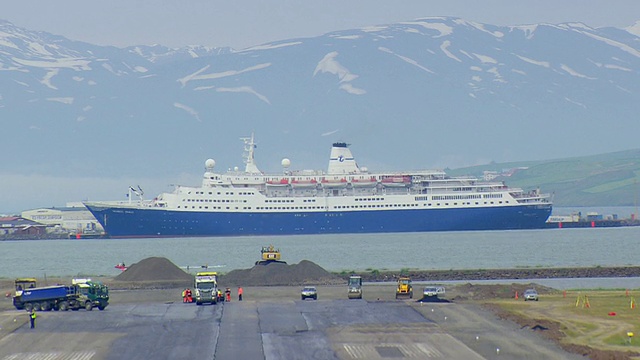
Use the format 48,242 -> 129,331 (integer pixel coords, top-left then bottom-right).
343,343 -> 443,358
2,351 -> 95,360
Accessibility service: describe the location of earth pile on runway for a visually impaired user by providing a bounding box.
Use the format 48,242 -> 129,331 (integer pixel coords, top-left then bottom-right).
114,257 -> 193,282
220,260 -> 343,286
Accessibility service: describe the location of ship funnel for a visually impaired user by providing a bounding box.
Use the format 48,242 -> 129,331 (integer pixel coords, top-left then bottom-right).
327,142 -> 361,175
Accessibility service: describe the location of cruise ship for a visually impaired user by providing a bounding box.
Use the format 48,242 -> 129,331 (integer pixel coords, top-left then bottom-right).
84,134 -> 552,238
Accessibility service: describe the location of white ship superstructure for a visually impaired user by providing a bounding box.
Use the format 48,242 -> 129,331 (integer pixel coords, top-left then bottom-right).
85,134 -> 552,237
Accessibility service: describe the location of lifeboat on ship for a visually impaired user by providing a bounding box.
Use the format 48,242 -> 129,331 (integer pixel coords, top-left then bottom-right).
290,178 -> 318,188
321,177 -> 348,188
381,175 -> 412,187
350,176 -> 378,187
266,178 -> 290,187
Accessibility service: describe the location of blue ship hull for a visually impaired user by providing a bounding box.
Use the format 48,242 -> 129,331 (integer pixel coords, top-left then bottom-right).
86,204 -> 552,238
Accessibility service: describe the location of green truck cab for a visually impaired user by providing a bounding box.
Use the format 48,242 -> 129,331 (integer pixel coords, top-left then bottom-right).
72,278 -> 109,310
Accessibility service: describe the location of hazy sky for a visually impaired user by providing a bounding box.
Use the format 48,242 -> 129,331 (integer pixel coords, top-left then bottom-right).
3,0 -> 639,49
1,1 -> 639,214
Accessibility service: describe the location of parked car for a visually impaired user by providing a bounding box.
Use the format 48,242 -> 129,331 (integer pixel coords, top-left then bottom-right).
523,289 -> 539,301
423,286 -> 445,297
301,286 -> 318,300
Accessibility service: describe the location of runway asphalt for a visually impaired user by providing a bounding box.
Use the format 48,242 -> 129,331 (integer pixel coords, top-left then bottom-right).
0,284 -> 584,360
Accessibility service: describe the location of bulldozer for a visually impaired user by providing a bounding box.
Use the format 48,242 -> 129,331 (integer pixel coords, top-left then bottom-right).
395,276 -> 413,299
255,245 -> 287,265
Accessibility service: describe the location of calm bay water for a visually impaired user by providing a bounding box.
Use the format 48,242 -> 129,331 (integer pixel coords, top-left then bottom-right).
1,226 -> 638,279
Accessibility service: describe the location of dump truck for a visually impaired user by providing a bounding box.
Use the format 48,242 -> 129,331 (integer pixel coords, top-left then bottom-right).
14,285 -> 75,311
395,276 -> 413,299
72,278 -> 110,310
194,271 -> 218,305
347,275 -> 363,299
13,278 -> 109,311
255,245 -> 287,265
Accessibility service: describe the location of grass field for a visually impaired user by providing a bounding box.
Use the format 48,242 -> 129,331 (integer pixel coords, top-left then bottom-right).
490,289 -> 640,355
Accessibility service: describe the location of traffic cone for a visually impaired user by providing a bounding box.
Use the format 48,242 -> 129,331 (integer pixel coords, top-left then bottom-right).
515,291 -> 519,300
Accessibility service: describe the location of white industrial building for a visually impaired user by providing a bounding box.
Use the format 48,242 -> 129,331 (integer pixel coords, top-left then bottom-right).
21,202 -> 104,235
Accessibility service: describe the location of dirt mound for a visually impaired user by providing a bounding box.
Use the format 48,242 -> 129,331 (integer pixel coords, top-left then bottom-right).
219,260 -> 343,287
114,257 -> 193,282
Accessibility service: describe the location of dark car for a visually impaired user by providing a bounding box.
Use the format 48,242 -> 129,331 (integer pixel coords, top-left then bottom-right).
301,286 -> 317,300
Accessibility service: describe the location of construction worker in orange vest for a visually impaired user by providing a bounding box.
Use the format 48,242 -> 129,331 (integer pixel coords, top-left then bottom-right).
238,287 -> 243,301
225,288 -> 231,302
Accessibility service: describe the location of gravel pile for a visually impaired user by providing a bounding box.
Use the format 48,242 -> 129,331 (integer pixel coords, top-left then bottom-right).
114,257 -> 193,282
220,260 -> 343,287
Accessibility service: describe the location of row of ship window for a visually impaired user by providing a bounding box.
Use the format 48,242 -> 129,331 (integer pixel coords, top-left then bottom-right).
185,199 -> 247,203
183,198 -> 319,204
175,201 -> 507,210
191,191 -> 254,196
334,201 -> 507,209
184,193 -> 502,202
265,199 -> 317,203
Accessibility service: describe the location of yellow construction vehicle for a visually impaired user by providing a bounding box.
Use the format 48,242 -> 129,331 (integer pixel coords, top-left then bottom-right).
255,245 -> 287,265
395,276 -> 413,299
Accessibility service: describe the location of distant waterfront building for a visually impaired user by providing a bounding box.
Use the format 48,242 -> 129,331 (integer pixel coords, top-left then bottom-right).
21,202 -> 104,235
0,216 -> 48,237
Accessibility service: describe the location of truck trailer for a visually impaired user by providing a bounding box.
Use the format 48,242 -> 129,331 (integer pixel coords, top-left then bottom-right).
13,278 -> 109,312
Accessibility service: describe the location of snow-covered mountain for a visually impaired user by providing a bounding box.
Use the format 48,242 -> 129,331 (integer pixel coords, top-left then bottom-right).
1,17 -> 639,211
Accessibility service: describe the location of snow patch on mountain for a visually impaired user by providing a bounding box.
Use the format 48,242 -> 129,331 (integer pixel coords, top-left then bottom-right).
626,21 -> 640,36
12,57 -> 91,70
333,35 -> 361,40
41,69 -> 59,89
560,64 -> 596,79
401,20 -> 453,37
473,53 -> 497,64
216,86 -> 271,104
361,25 -> 387,33
174,102 -> 201,122
564,97 -> 587,108
240,41 -> 302,52
454,19 -> 504,38
178,63 -> 271,86
314,51 -> 365,94
515,54 -> 550,68
46,97 -> 73,104
486,67 -> 506,83
511,25 -> 538,39
579,31 -> 640,58
378,47 -> 434,73
440,41 -> 461,62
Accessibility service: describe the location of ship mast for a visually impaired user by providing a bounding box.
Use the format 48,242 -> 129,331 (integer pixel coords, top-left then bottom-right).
241,133 -> 261,174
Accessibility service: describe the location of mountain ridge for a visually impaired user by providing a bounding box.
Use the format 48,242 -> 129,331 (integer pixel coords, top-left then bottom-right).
0,17 -> 638,211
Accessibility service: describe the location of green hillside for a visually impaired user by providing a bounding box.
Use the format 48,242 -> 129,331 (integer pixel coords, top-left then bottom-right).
447,149 -> 640,207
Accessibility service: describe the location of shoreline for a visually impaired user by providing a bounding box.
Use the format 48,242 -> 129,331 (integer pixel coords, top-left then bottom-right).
344,265 -> 640,283
2,265 -> 639,284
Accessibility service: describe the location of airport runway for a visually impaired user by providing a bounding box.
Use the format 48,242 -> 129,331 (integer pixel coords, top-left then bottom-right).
0,294 -> 582,360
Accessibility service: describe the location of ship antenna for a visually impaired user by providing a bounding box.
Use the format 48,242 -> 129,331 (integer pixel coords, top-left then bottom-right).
240,132 -> 261,174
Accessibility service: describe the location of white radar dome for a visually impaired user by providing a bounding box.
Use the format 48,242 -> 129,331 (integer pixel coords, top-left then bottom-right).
205,159 -> 215,169
281,158 -> 291,168
234,166 -> 239,171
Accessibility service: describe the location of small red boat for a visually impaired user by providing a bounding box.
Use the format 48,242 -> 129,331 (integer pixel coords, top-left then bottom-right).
115,263 -> 127,271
